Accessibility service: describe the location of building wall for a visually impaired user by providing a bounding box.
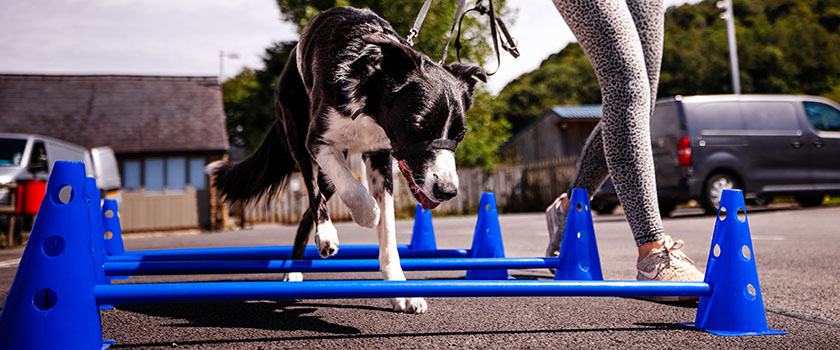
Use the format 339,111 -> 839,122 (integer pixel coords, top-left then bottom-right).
117,151 -> 223,232
501,114 -> 600,164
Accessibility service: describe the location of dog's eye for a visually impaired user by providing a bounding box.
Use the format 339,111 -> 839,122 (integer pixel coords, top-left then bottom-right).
455,129 -> 466,141
413,121 -> 424,130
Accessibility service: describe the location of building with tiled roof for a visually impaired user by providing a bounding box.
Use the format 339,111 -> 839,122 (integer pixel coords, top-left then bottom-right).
499,105 -> 602,164
0,74 -> 230,232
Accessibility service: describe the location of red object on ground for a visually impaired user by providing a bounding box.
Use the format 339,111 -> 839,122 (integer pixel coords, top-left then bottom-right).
16,180 -> 47,215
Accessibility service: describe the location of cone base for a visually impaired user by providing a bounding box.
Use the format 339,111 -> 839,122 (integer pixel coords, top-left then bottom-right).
678,323 -> 787,336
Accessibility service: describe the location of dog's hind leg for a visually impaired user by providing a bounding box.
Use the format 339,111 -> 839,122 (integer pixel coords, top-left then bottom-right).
274,48 -> 339,260
364,151 -> 428,314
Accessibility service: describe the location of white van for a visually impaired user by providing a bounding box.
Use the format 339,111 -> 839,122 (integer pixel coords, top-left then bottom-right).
0,133 -> 122,206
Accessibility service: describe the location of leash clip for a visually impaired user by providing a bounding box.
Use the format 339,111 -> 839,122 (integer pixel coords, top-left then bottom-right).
406,28 -> 418,47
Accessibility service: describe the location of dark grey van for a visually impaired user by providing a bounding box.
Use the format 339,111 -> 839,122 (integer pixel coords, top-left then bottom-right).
650,94 -> 840,215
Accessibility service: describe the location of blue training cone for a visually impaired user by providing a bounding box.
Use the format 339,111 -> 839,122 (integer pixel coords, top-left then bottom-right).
86,178 -> 115,310
681,189 -> 785,336
554,188 -> 603,280
102,199 -> 126,256
103,199 -> 131,280
0,161 -> 106,349
465,192 -> 510,280
409,204 -> 437,250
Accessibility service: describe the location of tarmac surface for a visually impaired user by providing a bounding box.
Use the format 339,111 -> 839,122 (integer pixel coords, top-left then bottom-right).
1,203 -> 839,349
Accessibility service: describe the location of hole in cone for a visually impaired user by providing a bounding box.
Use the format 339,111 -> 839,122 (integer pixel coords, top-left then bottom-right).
33,288 -> 57,311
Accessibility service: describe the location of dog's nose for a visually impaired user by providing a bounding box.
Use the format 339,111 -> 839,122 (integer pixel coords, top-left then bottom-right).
432,182 -> 457,201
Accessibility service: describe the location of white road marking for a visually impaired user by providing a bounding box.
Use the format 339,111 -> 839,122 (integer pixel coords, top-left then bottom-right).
751,235 -> 787,241
0,258 -> 21,269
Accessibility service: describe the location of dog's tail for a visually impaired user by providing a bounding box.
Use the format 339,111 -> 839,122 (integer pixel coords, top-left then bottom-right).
206,122 -> 295,204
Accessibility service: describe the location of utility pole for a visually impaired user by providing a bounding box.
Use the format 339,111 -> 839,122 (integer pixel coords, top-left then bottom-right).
717,0 -> 741,94
218,51 -> 240,85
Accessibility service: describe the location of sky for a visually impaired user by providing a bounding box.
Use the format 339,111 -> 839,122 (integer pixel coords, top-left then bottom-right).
0,0 -> 700,95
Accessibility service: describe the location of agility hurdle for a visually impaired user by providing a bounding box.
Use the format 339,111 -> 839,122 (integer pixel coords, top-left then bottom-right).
104,203 -> 468,261
0,162 -> 785,349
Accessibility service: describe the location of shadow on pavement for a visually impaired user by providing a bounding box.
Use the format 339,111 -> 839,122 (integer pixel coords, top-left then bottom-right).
110,322 -> 694,348
114,300 -> 362,334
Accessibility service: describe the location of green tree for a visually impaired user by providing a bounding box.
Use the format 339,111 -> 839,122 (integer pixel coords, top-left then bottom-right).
497,0 -> 840,133
275,0 -> 510,66
457,89 -> 511,169
223,42 -> 296,152
224,1 -> 515,170
495,43 -> 599,133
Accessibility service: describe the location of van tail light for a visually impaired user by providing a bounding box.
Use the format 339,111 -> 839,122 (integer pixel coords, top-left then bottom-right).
677,136 -> 692,166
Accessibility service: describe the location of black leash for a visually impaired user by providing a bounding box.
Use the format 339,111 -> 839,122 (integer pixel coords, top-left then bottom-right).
406,0 -> 519,75
406,0 -> 434,47
454,0 -> 519,76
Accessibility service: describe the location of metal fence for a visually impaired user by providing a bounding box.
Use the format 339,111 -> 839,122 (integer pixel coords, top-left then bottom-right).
240,156 -> 578,225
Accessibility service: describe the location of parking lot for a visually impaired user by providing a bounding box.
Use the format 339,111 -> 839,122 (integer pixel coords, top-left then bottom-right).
1,203 -> 839,349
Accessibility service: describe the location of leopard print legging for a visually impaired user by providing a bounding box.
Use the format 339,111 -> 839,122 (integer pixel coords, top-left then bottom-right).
551,0 -> 666,246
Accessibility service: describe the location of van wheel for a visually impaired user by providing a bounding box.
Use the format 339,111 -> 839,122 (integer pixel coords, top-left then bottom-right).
795,195 -> 824,207
702,173 -> 739,214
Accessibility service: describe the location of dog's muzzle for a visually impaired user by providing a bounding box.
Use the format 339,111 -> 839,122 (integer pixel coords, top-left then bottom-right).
392,139 -> 458,160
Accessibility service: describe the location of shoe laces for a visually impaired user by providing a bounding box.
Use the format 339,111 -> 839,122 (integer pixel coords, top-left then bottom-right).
659,237 -> 696,271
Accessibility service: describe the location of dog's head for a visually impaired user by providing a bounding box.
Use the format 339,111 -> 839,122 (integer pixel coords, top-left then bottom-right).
348,33 -> 486,209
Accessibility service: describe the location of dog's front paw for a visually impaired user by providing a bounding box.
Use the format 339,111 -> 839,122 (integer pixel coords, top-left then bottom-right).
283,272 -> 303,282
351,200 -> 380,228
342,185 -> 380,228
314,234 -> 339,258
314,222 -> 340,258
390,297 -> 428,314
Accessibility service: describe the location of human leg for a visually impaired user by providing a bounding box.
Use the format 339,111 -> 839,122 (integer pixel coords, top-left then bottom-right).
552,0 -> 664,245
545,123 -> 609,258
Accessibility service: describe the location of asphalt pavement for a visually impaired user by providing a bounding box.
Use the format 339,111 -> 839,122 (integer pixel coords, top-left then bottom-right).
1,203 -> 839,349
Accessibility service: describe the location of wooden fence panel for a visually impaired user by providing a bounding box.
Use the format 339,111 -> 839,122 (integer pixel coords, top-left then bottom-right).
242,156 -> 578,225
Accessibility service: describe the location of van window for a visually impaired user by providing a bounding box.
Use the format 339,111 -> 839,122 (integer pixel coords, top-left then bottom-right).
28,142 -> 48,174
693,102 -> 744,133
0,138 -> 27,166
803,102 -> 840,132
144,158 -> 164,193
124,160 -> 141,191
651,103 -> 679,142
741,102 -> 799,131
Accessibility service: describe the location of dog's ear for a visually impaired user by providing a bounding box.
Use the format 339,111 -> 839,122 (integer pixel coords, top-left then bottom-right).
446,62 -> 486,95
360,33 -> 421,76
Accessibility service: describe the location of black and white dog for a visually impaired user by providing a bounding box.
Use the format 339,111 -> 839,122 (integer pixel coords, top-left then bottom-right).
207,7 -> 485,313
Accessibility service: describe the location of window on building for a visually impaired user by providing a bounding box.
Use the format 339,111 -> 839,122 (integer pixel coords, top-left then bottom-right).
123,160 -> 141,191
166,157 -> 186,192
189,158 -> 206,190
144,158 -> 164,193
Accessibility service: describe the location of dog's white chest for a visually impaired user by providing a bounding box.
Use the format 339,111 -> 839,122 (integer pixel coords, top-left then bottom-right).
322,108 -> 391,153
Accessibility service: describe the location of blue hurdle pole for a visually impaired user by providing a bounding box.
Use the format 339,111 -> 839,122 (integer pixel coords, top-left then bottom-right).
104,257 -> 563,275
107,245 -> 471,261
95,280 -> 712,305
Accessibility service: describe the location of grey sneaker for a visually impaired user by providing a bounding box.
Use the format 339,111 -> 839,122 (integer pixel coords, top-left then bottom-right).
636,236 -> 704,301
545,193 -> 568,260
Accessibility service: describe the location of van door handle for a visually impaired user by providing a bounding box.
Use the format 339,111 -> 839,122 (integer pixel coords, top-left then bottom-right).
814,140 -> 824,148
791,140 -> 802,148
